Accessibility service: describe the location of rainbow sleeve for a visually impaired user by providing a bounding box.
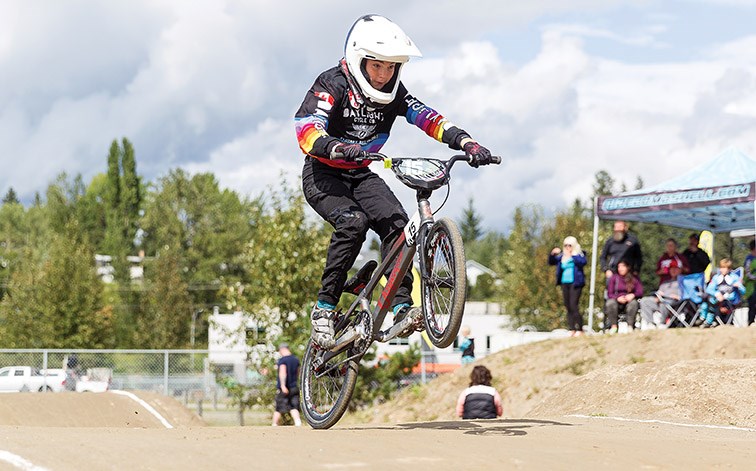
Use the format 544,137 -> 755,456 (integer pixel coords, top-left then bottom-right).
295,88 -> 338,157
404,96 -> 457,144
295,115 -> 330,155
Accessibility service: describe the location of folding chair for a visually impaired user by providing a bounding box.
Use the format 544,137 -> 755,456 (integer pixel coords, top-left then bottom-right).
713,267 -> 744,326
662,272 -> 705,328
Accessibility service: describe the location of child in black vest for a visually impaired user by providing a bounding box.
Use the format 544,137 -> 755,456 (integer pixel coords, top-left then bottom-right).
455,365 -> 503,419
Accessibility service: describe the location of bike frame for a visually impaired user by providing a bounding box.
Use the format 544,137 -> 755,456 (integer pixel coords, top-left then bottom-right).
341,187 -> 435,342
326,156 -> 474,359
313,190 -> 433,373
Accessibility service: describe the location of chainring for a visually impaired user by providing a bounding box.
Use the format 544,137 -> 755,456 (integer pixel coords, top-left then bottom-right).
350,310 -> 373,356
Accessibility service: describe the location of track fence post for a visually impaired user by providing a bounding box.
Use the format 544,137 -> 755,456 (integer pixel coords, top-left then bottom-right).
420,353 -> 426,384
163,350 -> 169,396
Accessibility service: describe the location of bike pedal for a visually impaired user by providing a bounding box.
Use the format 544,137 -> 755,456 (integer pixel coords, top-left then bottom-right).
343,260 -> 378,295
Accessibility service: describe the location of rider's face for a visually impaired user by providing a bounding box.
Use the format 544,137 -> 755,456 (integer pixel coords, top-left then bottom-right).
364,60 -> 396,90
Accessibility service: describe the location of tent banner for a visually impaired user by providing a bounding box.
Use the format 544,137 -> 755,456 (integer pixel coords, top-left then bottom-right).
597,182 -> 755,216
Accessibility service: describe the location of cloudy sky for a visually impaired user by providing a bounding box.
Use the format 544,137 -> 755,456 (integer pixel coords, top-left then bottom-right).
2,0 -> 756,233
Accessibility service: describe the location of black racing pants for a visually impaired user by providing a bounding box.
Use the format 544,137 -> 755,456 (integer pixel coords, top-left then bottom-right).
561,284 -> 583,331
302,157 -> 413,307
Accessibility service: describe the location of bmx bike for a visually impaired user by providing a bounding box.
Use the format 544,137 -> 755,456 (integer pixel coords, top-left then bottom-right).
300,152 -> 500,429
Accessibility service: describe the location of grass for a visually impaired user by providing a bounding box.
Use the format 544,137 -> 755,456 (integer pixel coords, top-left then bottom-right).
587,339 -> 607,357
629,355 -> 647,364
550,358 -> 595,376
408,384 -> 426,400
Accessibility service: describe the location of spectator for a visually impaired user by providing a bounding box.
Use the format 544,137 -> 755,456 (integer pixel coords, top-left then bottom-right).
455,365 -> 503,420
683,233 -> 711,275
272,343 -> 302,426
639,259 -> 682,330
548,236 -> 587,336
458,326 -> 475,365
698,258 -> 745,328
605,260 -> 643,333
601,220 -> 642,278
744,240 -> 756,326
656,238 -> 690,285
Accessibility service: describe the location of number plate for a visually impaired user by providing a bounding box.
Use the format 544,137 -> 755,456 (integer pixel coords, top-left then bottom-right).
404,210 -> 421,246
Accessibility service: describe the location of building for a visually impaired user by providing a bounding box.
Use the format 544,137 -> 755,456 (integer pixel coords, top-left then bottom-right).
94,251 -> 146,283
207,307 -> 280,383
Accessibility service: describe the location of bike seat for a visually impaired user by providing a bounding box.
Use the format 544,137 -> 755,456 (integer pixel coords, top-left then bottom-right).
344,260 -> 378,295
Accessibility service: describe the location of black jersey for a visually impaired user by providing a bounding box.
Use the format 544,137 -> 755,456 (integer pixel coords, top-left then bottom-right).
295,61 -> 470,169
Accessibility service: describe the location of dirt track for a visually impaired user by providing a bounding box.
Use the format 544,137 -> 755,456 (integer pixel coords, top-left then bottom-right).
1,416 -> 754,470
2,328 -> 756,470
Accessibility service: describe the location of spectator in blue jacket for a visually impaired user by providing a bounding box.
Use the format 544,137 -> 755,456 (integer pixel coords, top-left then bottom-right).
549,236 -> 587,336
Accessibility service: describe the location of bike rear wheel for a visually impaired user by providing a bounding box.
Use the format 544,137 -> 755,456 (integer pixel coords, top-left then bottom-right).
421,217 -> 467,348
300,340 -> 359,429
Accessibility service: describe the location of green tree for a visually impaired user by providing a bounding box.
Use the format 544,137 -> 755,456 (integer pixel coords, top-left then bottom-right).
0,201 -> 27,299
592,170 -> 616,198
459,197 -> 483,244
133,248 -> 193,349
495,204 -> 558,330
139,169 -> 258,346
103,140 -> 124,263
76,174 -> 108,253
101,138 -> 143,282
466,231 -> 508,272
45,173 -> 83,235
465,231 -> 507,301
231,182 -> 329,347
2,188 -> 19,205
213,182 -> 329,419
0,221 -> 114,348
120,138 -> 141,250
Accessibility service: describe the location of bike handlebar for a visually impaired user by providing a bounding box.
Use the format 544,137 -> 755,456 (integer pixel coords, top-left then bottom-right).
358,153 -> 502,168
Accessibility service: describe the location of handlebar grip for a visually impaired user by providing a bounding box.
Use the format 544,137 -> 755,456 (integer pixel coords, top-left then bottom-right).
490,156 -> 502,165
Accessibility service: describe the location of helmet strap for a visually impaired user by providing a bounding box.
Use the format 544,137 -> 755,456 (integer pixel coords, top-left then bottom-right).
340,58 -> 365,108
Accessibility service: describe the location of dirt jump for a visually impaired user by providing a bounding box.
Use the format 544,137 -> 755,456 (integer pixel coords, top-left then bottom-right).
1,327 -> 754,470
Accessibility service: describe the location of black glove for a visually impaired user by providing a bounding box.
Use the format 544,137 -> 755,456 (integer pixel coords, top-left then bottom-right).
463,141 -> 492,168
330,143 -> 365,162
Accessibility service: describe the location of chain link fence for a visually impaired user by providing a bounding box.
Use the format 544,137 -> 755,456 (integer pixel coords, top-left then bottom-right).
0,349 -> 217,397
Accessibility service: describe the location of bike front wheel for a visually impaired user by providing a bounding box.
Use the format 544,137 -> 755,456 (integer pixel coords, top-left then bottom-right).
421,217 -> 467,348
300,341 -> 359,429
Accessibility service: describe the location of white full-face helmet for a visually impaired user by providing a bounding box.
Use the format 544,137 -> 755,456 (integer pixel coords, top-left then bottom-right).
344,15 -> 422,107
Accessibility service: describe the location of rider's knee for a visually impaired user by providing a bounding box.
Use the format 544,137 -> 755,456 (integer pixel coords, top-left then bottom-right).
330,208 -> 368,240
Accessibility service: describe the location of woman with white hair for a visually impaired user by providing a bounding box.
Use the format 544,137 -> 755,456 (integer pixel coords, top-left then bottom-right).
549,236 -> 588,336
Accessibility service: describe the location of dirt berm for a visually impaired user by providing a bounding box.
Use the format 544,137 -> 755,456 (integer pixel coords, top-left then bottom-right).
0,390 -> 203,428
351,326 -> 756,428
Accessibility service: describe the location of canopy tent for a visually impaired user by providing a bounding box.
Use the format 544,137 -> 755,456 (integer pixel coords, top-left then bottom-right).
586,147 -> 756,330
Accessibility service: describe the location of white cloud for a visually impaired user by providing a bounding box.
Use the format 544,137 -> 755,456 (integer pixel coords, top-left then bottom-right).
183,117 -> 302,199
1,0 -> 756,235
543,22 -> 668,48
